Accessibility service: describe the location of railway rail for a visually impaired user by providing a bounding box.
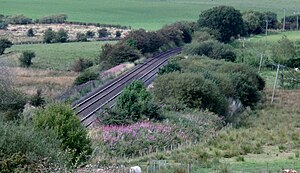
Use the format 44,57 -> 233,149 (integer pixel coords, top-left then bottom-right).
72,48 -> 181,127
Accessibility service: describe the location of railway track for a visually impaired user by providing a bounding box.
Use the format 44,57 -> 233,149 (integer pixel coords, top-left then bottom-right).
72,48 -> 181,127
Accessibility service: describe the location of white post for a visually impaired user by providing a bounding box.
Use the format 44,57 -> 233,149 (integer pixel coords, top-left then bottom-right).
271,64 -> 280,104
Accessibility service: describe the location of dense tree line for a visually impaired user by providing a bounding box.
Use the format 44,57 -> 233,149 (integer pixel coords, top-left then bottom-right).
99,21 -> 194,68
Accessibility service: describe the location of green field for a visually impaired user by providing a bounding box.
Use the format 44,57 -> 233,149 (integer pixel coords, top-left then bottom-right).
4,41 -> 116,71
250,31 -> 300,43
1,0 -> 299,30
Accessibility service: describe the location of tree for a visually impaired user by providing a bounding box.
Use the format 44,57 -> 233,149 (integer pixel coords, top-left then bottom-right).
263,11 -> 279,29
19,51 -> 35,67
55,28 -> 68,43
0,38 -> 12,55
242,10 -> 264,35
27,28 -> 34,37
272,35 -> 297,64
98,28 -> 109,38
198,6 -> 244,42
99,43 -> 141,67
43,28 -> 56,43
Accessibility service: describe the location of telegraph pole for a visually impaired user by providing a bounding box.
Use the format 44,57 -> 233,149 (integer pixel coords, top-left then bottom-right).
283,8 -> 286,31
294,12 -> 300,30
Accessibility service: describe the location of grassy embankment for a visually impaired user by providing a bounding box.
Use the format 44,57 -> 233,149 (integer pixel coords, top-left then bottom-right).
0,0 -> 299,30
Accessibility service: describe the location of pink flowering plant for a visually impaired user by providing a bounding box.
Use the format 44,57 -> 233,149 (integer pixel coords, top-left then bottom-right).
94,121 -> 190,157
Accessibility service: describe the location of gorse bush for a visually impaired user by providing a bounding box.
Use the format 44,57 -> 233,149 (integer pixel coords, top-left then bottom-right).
103,80 -> 160,125
19,50 -> 35,67
34,103 -> 92,166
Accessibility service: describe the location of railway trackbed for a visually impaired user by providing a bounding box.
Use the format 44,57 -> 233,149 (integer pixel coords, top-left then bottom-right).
72,48 -> 181,127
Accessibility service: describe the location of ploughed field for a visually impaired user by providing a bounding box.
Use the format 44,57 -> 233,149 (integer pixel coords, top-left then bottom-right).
1,0 -> 299,30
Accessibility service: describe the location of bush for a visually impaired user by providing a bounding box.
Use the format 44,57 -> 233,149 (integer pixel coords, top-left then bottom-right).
102,80 -> 160,125
0,88 -> 27,121
0,120 -> 65,172
30,89 -> 45,107
34,103 -> 92,166
74,70 -> 98,85
115,30 -> 122,38
183,40 -> 236,61
27,28 -> 34,37
153,72 -> 228,116
85,30 -> 95,38
72,58 -> 94,72
0,38 -> 12,55
158,62 -> 181,75
43,28 -> 56,43
55,28 -> 68,43
19,50 -> 35,67
98,28 -> 109,38
76,32 -> 87,42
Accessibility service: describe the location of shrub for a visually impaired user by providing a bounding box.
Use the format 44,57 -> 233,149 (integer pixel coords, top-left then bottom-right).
0,38 -> 12,55
55,28 -> 68,43
27,28 -> 34,37
158,62 -> 181,75
30,89 -> 45,107
76,32 -> 87,42
98,28 -> 109,38
72,58 -> 94,72
0,120 -> 65,172
34,103 -> 92,166
183,40 -> 236,61
153,72 -> 228,116
272,35 -> 297,64
115,30 -> 122,38
85,30 -> 95,38
74,70 -> 98,85
102,80 -> 160,125
43,28 -> 56,43
19,50 -> 35,67
0,88 -> 27,121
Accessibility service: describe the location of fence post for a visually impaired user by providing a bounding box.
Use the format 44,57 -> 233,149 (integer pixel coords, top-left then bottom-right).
271,64 -> 280,104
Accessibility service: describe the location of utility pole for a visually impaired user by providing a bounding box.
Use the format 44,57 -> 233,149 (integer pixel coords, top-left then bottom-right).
294,12 -> 300,30
258,53 -> 263,73
283,8 -> 286,31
